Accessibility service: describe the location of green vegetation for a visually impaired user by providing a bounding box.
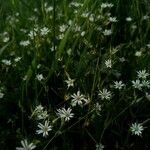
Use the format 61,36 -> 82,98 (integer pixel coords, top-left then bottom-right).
0,0 -> 150,149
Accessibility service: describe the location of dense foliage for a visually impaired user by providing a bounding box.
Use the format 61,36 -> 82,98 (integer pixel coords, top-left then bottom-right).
0,0 -> 150,149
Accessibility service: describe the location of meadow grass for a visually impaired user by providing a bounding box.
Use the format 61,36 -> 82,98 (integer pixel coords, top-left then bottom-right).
0,0 -> 150,149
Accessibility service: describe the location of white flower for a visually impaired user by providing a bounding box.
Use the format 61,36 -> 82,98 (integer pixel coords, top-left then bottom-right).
45,6 -> 53,13
146,44 -> 150,48
135,51 -> 142,57
98,89 -> 111,100
81,12 -> 89,18
143,15 -> 149,20
36,120 -> 52,137
137,70 -> 149,79
37,110 -> 48,120
3,37 -> 9,43
96,143 -> 104,150
23,75 -> 28,81
81,31 -> 86,36
109,17 -> 117,22
130,122 -> 144,136
14,57 -> 22,62
34,105 -> 44,113
16,139 -> 36,150
107,3 -> 114,8
57,107 -> 74,122
36,74 -> 44,81
2,59 -> 11,66
146,92 -> 150,101
65,77 -> 75,88
31,105 -> 48,120
28,30 -> 37,39
95,103 -> 102,115
69,2 -> 83,7
19,40 -> 30,46
105,59 -> 112,68
119,57 -> 126,62
126,17 -> 132,22
58,33 -> 64,39
71,91 -> 87,106
114,81 -> 125,90
59,24 -> 68,32
89,15 -> 94,22
103,29 -> 112,36
142,80 -> 150,88
0,92 -> 4,98
131,25 -> 137,30
40,27 -> 50,36
132,80 -> 142,90
101,3 -> 113,8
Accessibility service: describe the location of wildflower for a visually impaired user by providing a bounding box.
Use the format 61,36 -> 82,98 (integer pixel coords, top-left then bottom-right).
36,120 -> 52,137
36,74 -> 44,81
65,77 -> 75,88
59,24 -> 68,32
69,2 -> 83,7
119,57 -> 126,62
16,139 -> 36,150
19,40 -> 30,46
28,30 -> 37,40
109,17 -> 117,22
101,3 -> 113,8
58,33 -> 64,39
146,44 -> 150,48
126,17 -> 132,22
89,15 -> 94,22
23,75 -> 27,81
31,105 -> 48,120
37,110 -> 49,120
14,57 -> 22,62
105,59 -> 112,68
97,27 -> 102,31
37,64 -> 41,69
103,29 -> 112,36
114,81 -> 125,90
45,6 -> 53,13
132,80 -> 142,90
145,92 -> 150,101
81,31 -> 85,36
130,122 -> 144,136
137,70 -> 149,79
3,37 -> 9,43
95,103 -> 102,115
40,27 -> 50,36
57,107 -> 74,122
143,15 -> 149,20
135,51 -> 142,57
96,143 -> 104,150
34,105 -> 44,113
81,12 -> 89,18
71,91 -> 87,106
84,96 -> 91,105
0,91 -> 4,98
98,89 -> 111,100
131,25 -> 137,30
2,59 -> 11,66
141,80 -> 150,88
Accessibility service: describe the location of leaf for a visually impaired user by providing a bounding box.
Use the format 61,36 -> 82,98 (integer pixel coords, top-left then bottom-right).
0,41 -> 12,55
